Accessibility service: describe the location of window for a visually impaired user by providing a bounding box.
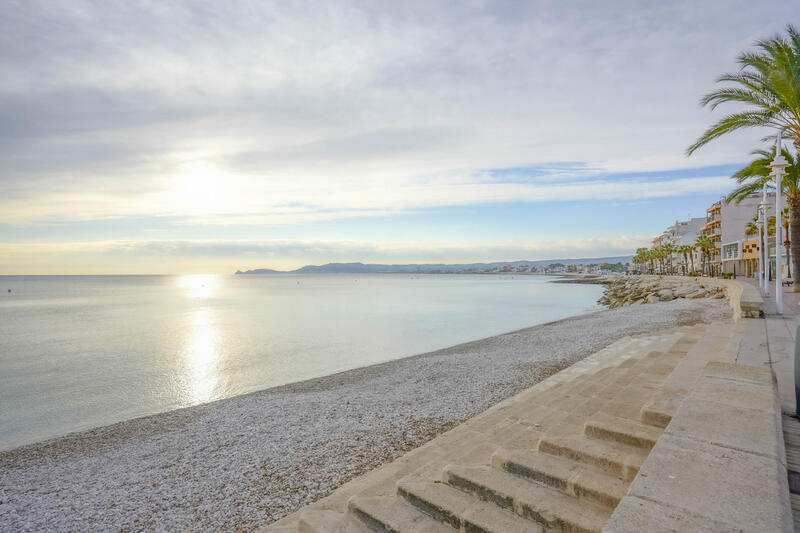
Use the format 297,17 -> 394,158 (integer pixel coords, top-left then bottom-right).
722,243 -> 739,261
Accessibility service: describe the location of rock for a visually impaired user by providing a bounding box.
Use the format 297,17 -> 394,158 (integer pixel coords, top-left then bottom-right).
646,294 -> 660,304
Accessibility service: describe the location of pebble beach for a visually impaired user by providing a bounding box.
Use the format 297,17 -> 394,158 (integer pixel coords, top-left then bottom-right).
0,298 -> 731,532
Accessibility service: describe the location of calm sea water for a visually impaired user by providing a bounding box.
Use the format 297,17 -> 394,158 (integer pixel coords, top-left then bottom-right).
0,274 -> 602,450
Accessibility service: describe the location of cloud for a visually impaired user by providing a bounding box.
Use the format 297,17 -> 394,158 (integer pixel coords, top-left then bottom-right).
0,1 -> 794,275
0,1 -> 794,228
0,164 -> 733,225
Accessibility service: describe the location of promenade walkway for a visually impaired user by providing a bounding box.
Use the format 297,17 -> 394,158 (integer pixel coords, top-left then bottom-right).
750,280 -> 800,530
261,279 -> 794,532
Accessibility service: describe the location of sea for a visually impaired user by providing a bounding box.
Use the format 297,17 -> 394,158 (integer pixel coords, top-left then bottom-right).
0,274 -> 603,450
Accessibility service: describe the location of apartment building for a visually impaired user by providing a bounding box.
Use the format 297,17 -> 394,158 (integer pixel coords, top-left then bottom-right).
652,217 -> 705,273
708,193 -> 780,277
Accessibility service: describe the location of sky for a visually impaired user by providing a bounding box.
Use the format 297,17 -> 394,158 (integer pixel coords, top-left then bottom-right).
0,1 -> 796,274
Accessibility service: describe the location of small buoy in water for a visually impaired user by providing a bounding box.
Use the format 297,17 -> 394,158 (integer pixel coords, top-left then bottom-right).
7,289 -> 10,293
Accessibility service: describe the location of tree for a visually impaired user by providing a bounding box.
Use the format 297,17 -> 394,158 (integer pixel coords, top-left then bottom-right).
687,25 -> 800,157
744,215 -> 760,237
633,247 -> 649,273
695,235 -> 715,276
688,25 -> 800,287
782,207 -> 792,278
661,243 -> 677,274
678,244 -> 695,275
649,247 -> 663,274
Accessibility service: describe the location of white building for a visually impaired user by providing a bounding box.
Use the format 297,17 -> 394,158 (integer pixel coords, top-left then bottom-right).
710,193 -> 786,277
653,217 -> 706,274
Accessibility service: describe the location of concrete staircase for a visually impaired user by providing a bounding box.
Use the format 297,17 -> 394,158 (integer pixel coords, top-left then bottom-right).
639,322 -> 740,429
264,324 -> 717,533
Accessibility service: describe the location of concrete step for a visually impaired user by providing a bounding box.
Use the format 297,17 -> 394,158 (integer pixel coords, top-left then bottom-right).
347,495 -> 455,532
298,510 -> 372,533
538,435 -> 648,482
491,448 -> 627,509
584,413 -> 661,450
639,323 -> 733,428
443,465 -> 612,533
397,480 -> 543,533
640,392 -> 682,428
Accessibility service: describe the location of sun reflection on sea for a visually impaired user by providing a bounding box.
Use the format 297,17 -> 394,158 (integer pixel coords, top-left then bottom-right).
178,274 -> 218,299
181,306 -> 220,405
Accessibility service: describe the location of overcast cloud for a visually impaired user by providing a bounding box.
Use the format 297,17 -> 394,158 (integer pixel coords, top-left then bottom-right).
0,1 -> 795,272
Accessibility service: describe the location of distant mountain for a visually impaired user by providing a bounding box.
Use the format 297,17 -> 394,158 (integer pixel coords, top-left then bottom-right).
235,256 -> 633,275
235,268 -> 281,274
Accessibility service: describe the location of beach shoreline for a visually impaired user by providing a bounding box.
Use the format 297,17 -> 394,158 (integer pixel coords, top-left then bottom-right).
0,298 -> 731,532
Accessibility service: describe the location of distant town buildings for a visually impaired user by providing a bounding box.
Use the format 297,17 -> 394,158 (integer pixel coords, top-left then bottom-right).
650,192 -> 787,279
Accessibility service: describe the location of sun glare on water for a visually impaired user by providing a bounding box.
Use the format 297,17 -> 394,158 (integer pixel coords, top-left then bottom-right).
184,307 -> 220,404
178,274 -> 218,299
177,275 -> 222,404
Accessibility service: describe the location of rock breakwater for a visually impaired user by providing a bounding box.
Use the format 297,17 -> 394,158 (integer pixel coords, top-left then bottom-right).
598,276 -> 726,309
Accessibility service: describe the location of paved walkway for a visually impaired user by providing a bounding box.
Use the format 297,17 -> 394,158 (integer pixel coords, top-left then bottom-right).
746,279 -> 800,529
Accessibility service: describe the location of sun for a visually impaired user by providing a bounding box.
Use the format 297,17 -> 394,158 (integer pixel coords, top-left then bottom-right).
171,160 -> 229,214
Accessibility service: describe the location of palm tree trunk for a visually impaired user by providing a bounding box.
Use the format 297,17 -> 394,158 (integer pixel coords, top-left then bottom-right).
792,135 -> 800,291
789,205 -> 800,292
789,198 -> 800,291
690,253 -> 694,274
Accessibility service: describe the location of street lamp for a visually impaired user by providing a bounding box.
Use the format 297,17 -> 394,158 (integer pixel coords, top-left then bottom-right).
772,132 -> 790,314
759,186 -> 770,297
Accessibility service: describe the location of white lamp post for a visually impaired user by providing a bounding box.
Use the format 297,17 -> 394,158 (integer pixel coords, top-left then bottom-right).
760,186 -> 770,297
772,132 -> 790,314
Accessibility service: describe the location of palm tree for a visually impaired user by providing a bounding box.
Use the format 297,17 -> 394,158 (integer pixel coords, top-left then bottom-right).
695,235 -> 715,276
678,244 -> 695,275
645,248 -> 656,274
687,25 -> 800,157
744,215 -> 763,279
765,212 -> 794,279
687,244 -> 696,274
661,243 -> 676,274
744,215 -> 760,238
688,25 -> 800,287
633,247 -> 649,273
651,247 -> 665,274
782,207 -> 792,278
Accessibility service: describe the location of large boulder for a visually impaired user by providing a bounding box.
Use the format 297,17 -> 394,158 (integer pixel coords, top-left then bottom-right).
658,289 -> 674,301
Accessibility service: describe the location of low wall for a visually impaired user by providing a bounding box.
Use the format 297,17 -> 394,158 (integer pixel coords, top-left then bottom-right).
714,278 -> 764,320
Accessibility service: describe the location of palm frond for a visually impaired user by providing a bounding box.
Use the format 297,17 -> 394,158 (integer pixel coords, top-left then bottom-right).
689,27 -> 800,156
688,111 -> 778,155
